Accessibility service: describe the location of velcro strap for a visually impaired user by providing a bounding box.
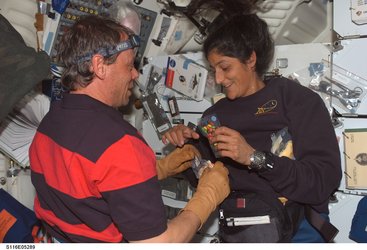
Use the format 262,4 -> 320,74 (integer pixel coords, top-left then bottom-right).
305,206 -> 339,242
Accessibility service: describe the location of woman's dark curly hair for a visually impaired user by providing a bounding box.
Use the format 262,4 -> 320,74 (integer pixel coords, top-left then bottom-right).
185,0 -> 273,77
203,13 -> 274,77
186,0 -> 263,17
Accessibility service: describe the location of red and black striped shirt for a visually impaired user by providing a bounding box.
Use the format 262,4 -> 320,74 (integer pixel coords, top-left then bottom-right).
30,94 -> 167,242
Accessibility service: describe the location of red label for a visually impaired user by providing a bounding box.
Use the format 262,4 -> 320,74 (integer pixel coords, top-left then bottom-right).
236,198 -> 246,208
0,209 -> 17,242
165,69 -> 175,88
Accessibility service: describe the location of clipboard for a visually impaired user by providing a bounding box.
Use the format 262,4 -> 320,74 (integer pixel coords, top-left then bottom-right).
343,128 -> 367,190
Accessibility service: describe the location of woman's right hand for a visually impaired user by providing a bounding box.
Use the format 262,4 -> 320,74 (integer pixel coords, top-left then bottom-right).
162,124 -> 200,147
210,126 -> 255,165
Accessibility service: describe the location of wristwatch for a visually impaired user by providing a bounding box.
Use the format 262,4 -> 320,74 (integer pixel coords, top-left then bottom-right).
248,151 -> 275,171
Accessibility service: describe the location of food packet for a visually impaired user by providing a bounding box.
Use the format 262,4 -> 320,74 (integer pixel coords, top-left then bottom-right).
198,113 -> 221,157
191,155 -> 214,179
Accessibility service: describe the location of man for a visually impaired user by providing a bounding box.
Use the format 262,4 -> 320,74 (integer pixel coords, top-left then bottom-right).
29,15 -> 229,243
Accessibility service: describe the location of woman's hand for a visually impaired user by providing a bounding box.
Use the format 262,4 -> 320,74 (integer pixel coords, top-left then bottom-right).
210,126 -> 255,165
162,124 -> 200,147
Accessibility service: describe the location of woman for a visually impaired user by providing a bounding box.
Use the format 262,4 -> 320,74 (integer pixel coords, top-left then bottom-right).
162,13 -> 342,243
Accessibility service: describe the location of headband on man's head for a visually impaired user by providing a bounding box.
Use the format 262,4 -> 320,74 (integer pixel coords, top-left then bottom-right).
76,34 -> 140,64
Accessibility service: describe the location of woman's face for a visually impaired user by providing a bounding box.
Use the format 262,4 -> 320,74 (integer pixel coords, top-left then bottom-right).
207,50 -> 262,99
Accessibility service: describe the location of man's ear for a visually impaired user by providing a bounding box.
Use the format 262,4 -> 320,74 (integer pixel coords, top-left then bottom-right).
90,54 -> 106,79
247,51 -> 257,68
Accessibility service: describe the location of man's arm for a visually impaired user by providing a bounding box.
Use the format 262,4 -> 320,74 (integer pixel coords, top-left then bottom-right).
130,210 -> 200,243
130,161 -> 230,243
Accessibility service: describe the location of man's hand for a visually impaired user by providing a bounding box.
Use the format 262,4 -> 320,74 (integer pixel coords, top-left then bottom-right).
182,161 -> 230,228
162,124 -> 200,147
156,144 -> 200,180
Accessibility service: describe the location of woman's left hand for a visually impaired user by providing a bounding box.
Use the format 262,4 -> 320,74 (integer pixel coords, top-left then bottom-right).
210,126 -> 255,165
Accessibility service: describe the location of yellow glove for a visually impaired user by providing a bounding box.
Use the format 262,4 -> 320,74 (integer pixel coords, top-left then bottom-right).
182,161 -> 230,229
156,144 -> 200,180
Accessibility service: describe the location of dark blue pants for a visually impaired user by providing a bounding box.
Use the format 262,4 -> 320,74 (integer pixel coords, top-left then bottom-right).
291,213 -> 329,243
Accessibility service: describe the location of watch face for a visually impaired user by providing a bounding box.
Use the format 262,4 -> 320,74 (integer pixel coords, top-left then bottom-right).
250,151 -> 266,169
254,152 -> 264,163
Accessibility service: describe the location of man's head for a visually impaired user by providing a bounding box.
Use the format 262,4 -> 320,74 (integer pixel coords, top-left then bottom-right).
57,15 -> 140,107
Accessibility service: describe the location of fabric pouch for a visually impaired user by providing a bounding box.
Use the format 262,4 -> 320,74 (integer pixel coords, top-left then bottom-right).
0,188 -> 40,243
218,191 -> 302,243
349,196 -> 367,243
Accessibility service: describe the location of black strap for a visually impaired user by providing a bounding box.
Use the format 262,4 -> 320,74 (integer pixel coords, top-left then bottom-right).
304,206 -> 339,242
